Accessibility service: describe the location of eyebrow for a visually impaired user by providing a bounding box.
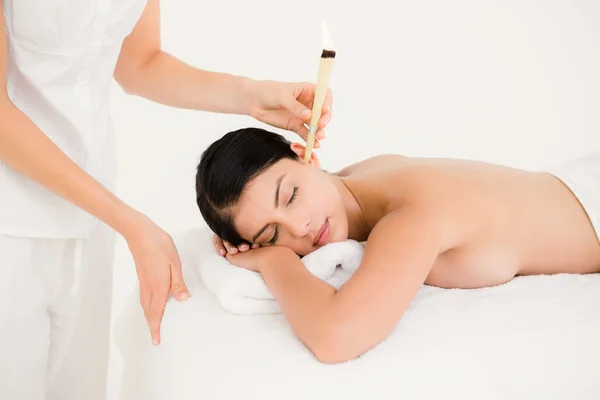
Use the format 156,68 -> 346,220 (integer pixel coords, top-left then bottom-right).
252,174 -> 286,243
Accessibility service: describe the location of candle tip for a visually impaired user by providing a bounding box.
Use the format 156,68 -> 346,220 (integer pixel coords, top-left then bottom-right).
322,20 -> 335,51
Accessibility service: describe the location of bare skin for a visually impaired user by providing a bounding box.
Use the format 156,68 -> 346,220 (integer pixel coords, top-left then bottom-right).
222,146 -> 600,364
337,154 -> 600,288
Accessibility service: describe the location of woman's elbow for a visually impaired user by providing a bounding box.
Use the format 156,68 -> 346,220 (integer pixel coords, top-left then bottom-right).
308,324 -> 365,364
312,346 -> 356,364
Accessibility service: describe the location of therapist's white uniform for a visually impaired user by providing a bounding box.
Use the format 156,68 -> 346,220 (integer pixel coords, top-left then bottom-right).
0,0 -> 147,399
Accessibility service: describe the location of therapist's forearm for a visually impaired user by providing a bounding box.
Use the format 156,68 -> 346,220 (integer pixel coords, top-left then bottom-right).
119,50 -> 255,115
0,100 -> 142,237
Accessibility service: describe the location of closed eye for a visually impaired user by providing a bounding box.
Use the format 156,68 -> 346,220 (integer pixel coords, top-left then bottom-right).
287,186 -> 299,206
269,225 -> 279,245
270,187 -> 298,244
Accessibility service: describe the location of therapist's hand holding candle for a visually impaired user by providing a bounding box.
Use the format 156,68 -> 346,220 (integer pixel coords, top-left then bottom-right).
246,80 -> 333,148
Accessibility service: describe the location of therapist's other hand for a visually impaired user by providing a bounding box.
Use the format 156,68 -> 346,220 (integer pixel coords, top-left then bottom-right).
125,212 -> 190,346
247,80 -> 333,147
212,233 -> 259,256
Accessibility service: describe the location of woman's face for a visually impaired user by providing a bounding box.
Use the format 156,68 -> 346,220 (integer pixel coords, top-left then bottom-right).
232,155 -> 348,256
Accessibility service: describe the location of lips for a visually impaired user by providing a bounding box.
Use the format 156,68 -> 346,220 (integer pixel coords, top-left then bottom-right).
313,219 -> 330,247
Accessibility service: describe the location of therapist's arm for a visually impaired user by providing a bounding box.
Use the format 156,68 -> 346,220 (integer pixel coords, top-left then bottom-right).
113,0 -> 333,139
114,0 -> 254,115
0,5 -> 188,346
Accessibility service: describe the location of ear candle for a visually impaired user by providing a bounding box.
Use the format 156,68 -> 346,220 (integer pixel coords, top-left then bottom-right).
304,21 -> 336,162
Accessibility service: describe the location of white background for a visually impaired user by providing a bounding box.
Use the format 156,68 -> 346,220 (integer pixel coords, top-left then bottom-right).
107,0 -> 600,398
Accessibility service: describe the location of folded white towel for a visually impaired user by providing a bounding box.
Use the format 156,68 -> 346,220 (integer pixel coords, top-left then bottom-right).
190,228 -> 365,314
544,150 -> 600,242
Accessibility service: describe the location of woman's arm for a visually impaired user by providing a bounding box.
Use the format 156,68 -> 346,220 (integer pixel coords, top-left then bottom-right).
259,207 -> 443,363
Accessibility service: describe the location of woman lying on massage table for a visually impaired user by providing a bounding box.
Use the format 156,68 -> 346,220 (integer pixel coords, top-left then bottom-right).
195,127 -> 600,363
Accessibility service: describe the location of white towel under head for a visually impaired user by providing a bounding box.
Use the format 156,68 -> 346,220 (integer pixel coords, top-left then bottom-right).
187,228 -> 365,315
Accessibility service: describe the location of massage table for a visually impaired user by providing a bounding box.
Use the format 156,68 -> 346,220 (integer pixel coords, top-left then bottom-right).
114,228 -> 600,400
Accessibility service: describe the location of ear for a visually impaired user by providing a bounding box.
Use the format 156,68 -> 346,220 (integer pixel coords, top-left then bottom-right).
290,142 -> 321,169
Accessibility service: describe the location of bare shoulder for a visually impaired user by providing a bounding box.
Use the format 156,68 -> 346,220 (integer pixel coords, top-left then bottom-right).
345,156 -> 495,250
335,154 -> 409,177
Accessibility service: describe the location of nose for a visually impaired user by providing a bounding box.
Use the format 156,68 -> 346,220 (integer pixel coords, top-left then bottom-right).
286,213 -> 310,238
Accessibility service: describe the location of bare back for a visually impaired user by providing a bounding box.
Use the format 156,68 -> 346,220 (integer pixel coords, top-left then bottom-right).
337,155 -> 600,289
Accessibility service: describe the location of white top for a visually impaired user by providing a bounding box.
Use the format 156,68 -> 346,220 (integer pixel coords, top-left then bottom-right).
0,0 -> 147,238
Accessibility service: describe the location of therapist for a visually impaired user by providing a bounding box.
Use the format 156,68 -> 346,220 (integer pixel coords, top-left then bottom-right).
0,1 -> 332,399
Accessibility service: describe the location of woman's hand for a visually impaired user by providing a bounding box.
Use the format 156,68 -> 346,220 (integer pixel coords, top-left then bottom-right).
124,212 -> 190,346
224,245 -> 291,273
246,80 -> 333,147
212,234 -> 259,256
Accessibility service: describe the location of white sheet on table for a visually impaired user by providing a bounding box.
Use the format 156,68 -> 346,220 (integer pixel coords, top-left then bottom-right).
115,228 -> 600,400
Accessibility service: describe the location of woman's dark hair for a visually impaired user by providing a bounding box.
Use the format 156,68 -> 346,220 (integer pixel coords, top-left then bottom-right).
195,127 -> 298,246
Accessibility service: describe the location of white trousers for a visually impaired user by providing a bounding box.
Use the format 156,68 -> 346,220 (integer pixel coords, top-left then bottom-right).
0,223 -> 115,400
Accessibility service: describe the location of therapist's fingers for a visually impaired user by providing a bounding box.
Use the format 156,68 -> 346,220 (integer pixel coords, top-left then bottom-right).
280,91 -> 312,123
297,123 -> 321,149
317,90 -> 333,140
292,121 -> 322,149
139,284 -> 151,325
289,118 -> 310,142
170,259 -> 190,302
149,284 -> 169,346
315,127 -> 326,143
317,115 -> 330,140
